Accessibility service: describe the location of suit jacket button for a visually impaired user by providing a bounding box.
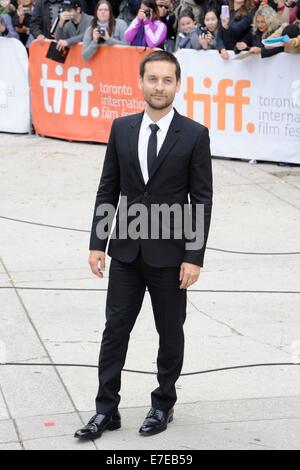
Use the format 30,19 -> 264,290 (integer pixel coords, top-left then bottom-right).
144,192 -> 148,197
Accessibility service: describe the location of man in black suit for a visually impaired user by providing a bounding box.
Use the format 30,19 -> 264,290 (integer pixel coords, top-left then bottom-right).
75,50 -> 213,440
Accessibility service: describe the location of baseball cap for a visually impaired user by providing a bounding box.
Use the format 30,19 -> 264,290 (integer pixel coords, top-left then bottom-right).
61,0 -> 82,9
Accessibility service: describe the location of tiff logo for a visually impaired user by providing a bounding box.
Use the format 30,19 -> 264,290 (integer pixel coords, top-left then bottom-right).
184,77 -> 255,134
40,64 -> 94,116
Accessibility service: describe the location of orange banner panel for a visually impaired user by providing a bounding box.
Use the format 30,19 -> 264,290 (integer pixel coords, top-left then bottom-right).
29,42 -> 152,143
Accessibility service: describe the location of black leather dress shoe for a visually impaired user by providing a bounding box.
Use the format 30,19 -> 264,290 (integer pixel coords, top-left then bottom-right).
139,408 -> 174,436
74,412 -> 121,440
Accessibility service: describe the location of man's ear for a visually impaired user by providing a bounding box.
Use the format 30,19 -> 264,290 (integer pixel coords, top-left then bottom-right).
138,76 -> 143,91
176,79 -> 182,93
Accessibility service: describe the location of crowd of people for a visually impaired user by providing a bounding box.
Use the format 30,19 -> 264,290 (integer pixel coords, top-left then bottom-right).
0,0 -> 299,57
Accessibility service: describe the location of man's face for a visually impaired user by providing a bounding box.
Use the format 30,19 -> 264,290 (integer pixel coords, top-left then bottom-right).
139,61 -> 181,111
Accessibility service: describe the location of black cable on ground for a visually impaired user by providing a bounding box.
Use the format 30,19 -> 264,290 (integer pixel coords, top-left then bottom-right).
1,362 -> 299,376
0,286 -> 299,294
0,215 -> 299,256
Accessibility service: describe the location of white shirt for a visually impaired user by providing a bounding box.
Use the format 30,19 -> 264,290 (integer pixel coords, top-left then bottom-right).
138,108 -> 175,185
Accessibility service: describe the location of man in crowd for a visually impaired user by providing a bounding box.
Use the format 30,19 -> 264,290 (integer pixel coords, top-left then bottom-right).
29,0 -> 63,41
55,0 -> 92,51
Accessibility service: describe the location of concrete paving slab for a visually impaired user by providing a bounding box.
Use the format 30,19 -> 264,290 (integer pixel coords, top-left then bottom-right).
16,412 -> 84,441
0,290 -> 49,363
0,366 -> 75,419
0,394 -> 9,420
23,435 -> 96,450
0,419 -> 18,444
0,442 -> 22,450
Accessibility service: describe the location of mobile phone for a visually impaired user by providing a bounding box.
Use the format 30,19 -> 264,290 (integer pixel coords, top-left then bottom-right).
221,5 -> 230,18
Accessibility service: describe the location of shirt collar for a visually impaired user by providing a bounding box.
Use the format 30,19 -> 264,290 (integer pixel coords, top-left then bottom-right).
142,108 -> 175,133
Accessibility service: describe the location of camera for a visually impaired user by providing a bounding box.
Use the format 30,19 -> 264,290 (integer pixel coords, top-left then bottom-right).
199,26 -> 209,35
144,9 -> 151,18
97,27 -> 106,37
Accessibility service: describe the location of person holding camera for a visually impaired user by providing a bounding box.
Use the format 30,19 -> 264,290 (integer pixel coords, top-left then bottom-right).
82,0 -> 129,61
55,0 -> 92,52
124,0 -> 167,47
175,8 -> 201,50
199,8 -> 220,49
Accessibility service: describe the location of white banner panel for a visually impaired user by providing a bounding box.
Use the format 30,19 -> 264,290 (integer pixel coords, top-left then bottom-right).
0,38 -> 30,134
174,50 -> 300,164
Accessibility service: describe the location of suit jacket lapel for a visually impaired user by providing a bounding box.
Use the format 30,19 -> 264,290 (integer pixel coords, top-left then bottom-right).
148,110 -> 182,183
129,112 -> 146,187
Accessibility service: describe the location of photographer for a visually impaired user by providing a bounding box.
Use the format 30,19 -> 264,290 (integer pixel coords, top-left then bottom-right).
124,0 -> 167,47
55,0 -> 93,52
199,8 -> 220,49
82,0 -> 129,61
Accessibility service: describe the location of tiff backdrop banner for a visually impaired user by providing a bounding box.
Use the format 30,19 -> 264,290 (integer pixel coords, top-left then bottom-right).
0,38 -> 30,134
174,50 -> 300,164
29,43 -> 300,163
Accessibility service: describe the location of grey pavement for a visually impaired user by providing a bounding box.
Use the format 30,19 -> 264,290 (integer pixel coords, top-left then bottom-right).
0,133 -> 300,450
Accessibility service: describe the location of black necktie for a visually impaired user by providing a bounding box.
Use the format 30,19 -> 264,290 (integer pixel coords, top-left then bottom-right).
147,124 -> 160,177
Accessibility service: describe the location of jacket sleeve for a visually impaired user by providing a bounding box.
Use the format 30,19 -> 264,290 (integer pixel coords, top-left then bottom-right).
183,127 -> 213,267
29,0 -> 44,38
190,30 -> 201,50
89,120 -> 121,251
144,19 -> 167,48
106,19 -> 130,45
82,27 -> 100,61
124,16 -> 142,42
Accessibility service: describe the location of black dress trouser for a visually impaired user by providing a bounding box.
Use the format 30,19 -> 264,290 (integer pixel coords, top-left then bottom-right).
95,249 -> 187,415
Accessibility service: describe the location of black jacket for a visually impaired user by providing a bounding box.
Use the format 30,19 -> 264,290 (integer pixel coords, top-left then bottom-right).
89,110 -> 213,268
30,0 -> 63,39
217,10 -> 253,51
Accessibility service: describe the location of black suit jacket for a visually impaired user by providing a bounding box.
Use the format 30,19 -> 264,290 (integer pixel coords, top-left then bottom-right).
89,109 -> 213,268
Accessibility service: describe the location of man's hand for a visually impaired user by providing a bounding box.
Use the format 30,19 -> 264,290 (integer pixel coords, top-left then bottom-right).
59,10 -> 72,27
179,262 -> 201,290
56,39 -> 68,51
36,34 -> 46,43
221,17 -> 230,30
220,48 -> 229,60
89,250 -> 106,279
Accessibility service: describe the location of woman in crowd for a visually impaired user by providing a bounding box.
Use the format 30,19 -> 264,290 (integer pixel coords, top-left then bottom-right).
12,0 -> 33,45
199,8 -> 220,49
176,7 -> 201,49
217,0 -> 255,59
124,0 -> 167,48
82,0 -> 129,61
235,5 -> 282,56
157,0 -> 177,51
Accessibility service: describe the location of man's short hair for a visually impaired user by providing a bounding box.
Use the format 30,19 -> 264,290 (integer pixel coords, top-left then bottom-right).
140,51 -> 181,82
